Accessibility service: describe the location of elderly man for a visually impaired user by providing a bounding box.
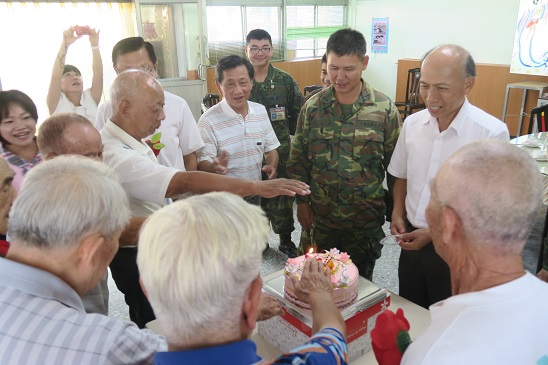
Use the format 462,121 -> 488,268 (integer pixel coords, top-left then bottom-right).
0,156 -> 166,364
37,113 -> 109,315
198,55 -> 279,206
0,157 -> 14,257
37,113 -> 147,316
388,44 -> 510,308
289,28 -> 401,280
137,192 -> 348,364
246,29 -> 303,257
95,36 -> 203,171
102,69 -> 309,328
401,140 -> 548,364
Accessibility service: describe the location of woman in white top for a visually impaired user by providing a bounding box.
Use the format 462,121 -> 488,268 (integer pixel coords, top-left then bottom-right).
46,25 -> 103,124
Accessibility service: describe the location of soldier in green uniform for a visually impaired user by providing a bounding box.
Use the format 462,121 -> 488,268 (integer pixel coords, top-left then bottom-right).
245,29 -> 303,257
288,28 -> 402,280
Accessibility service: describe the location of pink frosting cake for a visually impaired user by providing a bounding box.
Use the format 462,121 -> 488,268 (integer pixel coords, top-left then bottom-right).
284,248 -> 359,309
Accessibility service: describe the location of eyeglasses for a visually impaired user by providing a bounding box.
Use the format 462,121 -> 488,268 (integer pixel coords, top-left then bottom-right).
248,47 -> 272,55
114,66 -> 156,77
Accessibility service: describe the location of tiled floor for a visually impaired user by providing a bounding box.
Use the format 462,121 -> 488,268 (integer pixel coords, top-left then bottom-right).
107,205 -> 544,321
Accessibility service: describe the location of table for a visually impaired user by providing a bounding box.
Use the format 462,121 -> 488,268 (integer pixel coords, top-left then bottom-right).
510,134 -> 548,272
510,133 -> 548,178
147,291 -> 430,365
502,81 -> 548,137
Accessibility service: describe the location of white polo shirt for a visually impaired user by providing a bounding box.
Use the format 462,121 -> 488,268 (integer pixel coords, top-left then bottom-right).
95,91 -> 204,171
197,99 -> 280,181
388,99 -> 509,228
101,120 -> 179,217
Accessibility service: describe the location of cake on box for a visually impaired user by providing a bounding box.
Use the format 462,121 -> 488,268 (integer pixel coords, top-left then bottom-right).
260,260 -> 390,362
284,248 -> 359,309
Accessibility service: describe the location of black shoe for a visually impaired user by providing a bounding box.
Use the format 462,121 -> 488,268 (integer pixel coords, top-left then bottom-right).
279,234 -> 298,258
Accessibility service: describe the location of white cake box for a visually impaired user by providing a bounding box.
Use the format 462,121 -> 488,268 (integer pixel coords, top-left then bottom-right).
259,270 -> 390,362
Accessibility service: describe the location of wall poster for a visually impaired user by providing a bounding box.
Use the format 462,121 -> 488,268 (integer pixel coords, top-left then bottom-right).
371,18 -> 389,54
511,0 -> 548,76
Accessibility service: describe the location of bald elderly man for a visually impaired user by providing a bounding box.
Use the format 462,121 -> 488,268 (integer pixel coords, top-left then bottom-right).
402,140 -> 548,364
388,44 -> 509,308
38,113 -> 145,315
101,70 -> 310,328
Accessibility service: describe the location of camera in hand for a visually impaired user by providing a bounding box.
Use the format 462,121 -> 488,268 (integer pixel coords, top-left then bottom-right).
75,25 -> 91,36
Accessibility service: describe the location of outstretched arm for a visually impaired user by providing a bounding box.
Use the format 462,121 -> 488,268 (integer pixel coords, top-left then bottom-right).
88,28 -> 103,106
47,26 -> 81,114
166,170 -> 309,199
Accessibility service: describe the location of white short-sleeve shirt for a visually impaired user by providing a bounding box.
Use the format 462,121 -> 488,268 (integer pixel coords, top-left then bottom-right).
95,91 -> 204,171
101,120 -> 179,217
54,88 -> 98,124
197,99 -> 280,181
387,99 -> 509,228
402,272 -> 548,365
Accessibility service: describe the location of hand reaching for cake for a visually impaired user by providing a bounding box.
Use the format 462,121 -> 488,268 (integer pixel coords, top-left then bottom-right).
291,257 -> 333,304
291,257 -> 346,337
256,293 -> 283,321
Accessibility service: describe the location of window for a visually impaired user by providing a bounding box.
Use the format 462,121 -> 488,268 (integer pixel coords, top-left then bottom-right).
206,0 -> 346,65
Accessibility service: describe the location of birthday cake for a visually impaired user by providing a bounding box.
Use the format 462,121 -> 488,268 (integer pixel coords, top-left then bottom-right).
284,248 -> 359,309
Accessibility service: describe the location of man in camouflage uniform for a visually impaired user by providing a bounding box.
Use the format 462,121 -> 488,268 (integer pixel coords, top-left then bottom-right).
288,28 -> 401,280
246,29 -> 303,257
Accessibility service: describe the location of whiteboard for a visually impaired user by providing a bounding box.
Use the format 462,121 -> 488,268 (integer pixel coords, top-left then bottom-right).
511,0 -> 548,76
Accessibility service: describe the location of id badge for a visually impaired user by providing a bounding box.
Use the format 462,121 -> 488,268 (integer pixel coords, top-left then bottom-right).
270,106 -> 286,121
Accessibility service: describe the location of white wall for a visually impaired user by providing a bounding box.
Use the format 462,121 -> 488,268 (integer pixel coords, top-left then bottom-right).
353,0 -> 521,99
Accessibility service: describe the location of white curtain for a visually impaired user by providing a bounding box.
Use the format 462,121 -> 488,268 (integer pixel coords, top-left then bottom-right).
0,2 -> 136,123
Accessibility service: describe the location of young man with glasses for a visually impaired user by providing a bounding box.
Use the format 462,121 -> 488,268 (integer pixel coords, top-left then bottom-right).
245,29 -> 303,258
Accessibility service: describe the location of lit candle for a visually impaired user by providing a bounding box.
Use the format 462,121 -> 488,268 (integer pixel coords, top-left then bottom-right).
305,247 -> 314,258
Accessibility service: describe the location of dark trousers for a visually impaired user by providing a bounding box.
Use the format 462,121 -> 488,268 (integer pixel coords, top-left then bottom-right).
398,222 -> 451,308
309,223 -> 383,281
109,247 -> 155,328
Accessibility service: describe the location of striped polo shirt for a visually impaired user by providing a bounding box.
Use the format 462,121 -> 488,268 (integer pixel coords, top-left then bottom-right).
0,257 -> 166,364
197,99 -> 280,181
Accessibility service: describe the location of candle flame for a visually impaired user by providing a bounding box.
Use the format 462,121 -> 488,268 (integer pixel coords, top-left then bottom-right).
308,247 -> 314,254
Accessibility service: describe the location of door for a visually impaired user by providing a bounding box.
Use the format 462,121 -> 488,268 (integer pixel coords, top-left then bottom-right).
135,0 -> 208,121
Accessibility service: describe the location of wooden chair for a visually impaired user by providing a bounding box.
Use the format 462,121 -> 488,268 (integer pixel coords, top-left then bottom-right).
527,103 -> 548,134
201,93 -> 220,114
395,68 -> 424,119
304,85 -> 323,97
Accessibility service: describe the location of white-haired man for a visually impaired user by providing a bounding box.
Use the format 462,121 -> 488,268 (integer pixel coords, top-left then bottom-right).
402,140 -> 548,364
102,70 -> 310,328
0,156 -> 166,364
137,192 -> 348,364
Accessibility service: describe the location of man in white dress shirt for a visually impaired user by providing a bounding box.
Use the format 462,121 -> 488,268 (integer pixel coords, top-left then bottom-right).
101,70 -> 310,328
95,36 -> 204,171
198,55 -> 280,206
388,44 -> 509,308
402,140 -> 548,365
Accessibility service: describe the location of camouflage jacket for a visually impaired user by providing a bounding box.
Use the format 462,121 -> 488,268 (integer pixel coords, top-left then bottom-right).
250,64 -> 303,162
288,80 -> 402,229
